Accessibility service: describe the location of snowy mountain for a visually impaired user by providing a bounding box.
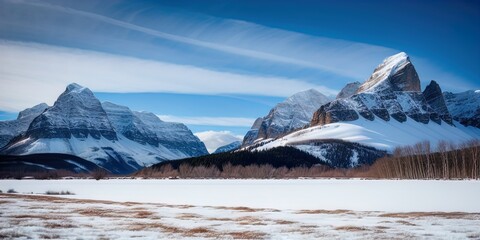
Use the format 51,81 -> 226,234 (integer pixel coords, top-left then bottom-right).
311,53 -> 452,126
0,83 -> 208,174
213,141 -> 241,154
444,90 -> 480,128
250,52 -> 480,167
0,103 -> 48,148
242,89 -> 331,146
336,82 -> 361,99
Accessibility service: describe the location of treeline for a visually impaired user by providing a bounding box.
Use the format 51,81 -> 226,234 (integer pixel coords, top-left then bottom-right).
138,140 -> 480,179
137,146 -> 333,178
151,146 -> 328,169
370,140 -> 480,179
137,163 -> 336,179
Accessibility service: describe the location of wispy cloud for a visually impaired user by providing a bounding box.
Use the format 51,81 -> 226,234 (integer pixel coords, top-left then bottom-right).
0,41 -> 336,112
5,0 -> 392,79
158,115 -> 255,127
194,130 -> 243,153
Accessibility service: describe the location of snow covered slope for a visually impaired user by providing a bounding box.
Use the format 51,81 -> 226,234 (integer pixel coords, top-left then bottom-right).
242,89 -> 331,146
1,83 -> 208,173
252,52 -> 480,167
257,118 -> 480,153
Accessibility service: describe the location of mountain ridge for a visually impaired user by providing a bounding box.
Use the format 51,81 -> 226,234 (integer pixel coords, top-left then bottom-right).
0,83 -> 208,174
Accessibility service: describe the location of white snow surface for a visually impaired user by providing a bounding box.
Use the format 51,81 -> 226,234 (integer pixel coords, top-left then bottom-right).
256,117 -> 480,152
14,135 -> 185,167
1,179 -> 480,212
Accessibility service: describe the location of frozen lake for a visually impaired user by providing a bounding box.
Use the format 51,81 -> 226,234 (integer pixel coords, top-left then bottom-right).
1,179 -> 479,212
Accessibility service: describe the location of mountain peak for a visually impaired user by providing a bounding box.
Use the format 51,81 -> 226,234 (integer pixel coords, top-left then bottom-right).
337,82 -> 361,99
285,89 -> 330,105
65,83 -> 87,93
17,103 -> 49,120
357,52 -> 420,94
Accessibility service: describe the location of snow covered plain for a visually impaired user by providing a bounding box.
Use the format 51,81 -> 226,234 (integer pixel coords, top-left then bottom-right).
1,179 -> 479,239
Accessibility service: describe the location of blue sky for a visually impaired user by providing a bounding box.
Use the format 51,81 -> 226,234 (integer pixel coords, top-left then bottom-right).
0,0 -> 479,145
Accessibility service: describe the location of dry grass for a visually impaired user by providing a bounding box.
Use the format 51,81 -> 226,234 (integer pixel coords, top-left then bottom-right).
235,216 -> 267,225
213,206 -> 280,212
128,222 -> 182,233
0,230 -> 27,239
134,210 -> 155,218
281,224 -> 318,235
183,227 -> 216,237
296,209 -> 353,215
176,213 -> 202,220
224,231 -> 267,239
214,206 -> 259,212
334,225 -> 369,232
44,222 -> 76,229
0,200 -> 12,204
395,220 -> 417,226
39,233 -> 61,239
379,212 -> 479,219
74,207 -> 155,219
274,219 -> 297,225
12,214 -> 64,220
206,217 -> 233,221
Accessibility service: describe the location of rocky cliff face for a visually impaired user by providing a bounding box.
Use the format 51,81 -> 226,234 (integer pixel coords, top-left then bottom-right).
242,89 -> 331,146
1,83 -> 208,173
422,80 -> 453,125
133,111 -> 208,157
444,90 -> 480,128
356,52 -> 421,94
311,53 -> 452,127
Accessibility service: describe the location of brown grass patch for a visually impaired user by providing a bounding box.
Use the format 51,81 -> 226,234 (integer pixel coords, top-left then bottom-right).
135,210 -> 155,218
44,222 -> 76,229
0,193 -> 126,206
235,216 -> 267,225
379,212 -> 479,219
215,206 -> 258,212
128,222 -> 182,233
224,231 -> 267,239
0,200 -> 12,204
297,209 -> 353,215
281,225 -> 318,235
75,208 -> 118,217
75,208 -> 154,219
206,217 -> 233,221
274,219 -> 297,225
183,227 -> 216,237
395,220 -> 417,226
375,226 -> 390,230
163,204 -> 194,209
39,233 -> 61,239
0,230 -> 28,239
213,206 -> 279,212
12,214 -> 64,220
334,225 -> 369,232
176,213 -> 202,220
